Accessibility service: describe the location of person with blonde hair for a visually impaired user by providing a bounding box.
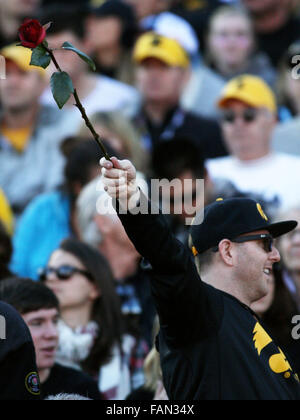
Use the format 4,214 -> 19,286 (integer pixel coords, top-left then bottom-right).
126,316 -> 168,400
77,111 -> 149,174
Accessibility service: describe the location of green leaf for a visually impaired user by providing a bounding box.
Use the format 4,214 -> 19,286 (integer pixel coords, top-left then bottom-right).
62,42 -> 96,72
30,45 -> 51,69
50,71 -> 74,109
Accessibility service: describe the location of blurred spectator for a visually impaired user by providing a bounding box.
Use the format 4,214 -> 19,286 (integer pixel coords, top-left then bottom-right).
78,111 -> 149,174
181,55 -> 226,120
205,6 -> 276,87
40,238 -> 148,400
276,206 -> 300,309
126,316 -> 168,401
123,0 -> 172,21
135,7 -> 226,120
151,137 -> 206,244
130,32 -> 227,159
0,0 -> 41,48
0,45 -> 75,215
251,264 -> 300,376
241,0 -> 300,66
0,277 -> 102,399
272,40 -> 300,156
0,221 -> 13,280
170,0 -> 240,53
39,5 -> 139,129
207,75 -> 300,217
76,175 -> 156,348
151,136 -> 251,244
140,8 -> 199,60
276,40 -> 300,122
0,188 -> 14,236
0,300 -> 40,400
10,138 -> 110,281
85,0 -> 139,85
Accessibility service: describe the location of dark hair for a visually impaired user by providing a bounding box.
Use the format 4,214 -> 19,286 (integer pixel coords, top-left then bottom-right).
0,277 -> 59,315
61,137 -> 119,202
89,0 -> 139,48
38,5 -> 87,39
57,238 -> 123,373
151,137 -> 206,181
261,264 -> 298,347
0,221 -> 13,280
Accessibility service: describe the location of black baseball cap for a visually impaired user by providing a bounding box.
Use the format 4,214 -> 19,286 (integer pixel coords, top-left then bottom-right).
190,197 -> 297,255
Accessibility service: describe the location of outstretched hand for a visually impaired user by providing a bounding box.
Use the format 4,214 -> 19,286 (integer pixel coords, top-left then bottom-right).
100,157 -> 140,209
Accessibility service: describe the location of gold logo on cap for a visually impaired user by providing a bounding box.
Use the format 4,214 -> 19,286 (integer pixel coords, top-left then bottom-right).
151,35 -> 162,47
236,76 -> 245,89
257,203 -> 268,221
216,198 -> 223,202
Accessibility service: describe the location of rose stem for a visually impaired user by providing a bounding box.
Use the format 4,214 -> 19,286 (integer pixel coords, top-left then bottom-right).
43,44 -> 111,161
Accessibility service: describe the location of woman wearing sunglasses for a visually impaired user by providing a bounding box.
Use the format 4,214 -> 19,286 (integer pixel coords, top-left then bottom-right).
39,238 -> 147,400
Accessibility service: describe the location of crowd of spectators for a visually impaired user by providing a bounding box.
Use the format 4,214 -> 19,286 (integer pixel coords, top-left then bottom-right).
1,0 -> 300,400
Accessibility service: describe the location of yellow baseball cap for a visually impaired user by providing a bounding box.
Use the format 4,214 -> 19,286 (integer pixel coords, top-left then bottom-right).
217,75 -> 277,113
0,44 -> 46,77
133,32 -> 190,69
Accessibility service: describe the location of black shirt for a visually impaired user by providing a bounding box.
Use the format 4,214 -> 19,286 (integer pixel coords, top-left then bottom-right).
134,106 -> 228,160
41,363 -> 102,400
0,301 -> 40,400
256,16 -> 300,67
117,194 -> 300,400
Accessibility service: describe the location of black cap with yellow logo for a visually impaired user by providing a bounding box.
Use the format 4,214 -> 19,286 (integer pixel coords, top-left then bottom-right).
190,197 -> 297,256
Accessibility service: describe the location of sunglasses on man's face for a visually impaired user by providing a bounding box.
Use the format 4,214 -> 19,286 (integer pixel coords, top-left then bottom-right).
39,265 -> 93,282
221,108 -> 258,124
212,234 -> 274,253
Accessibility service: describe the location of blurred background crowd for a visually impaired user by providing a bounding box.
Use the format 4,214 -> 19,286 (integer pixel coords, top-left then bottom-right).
1,0 -> 300,400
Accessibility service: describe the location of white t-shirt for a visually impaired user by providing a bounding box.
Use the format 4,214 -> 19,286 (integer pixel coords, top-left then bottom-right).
41,75 -> 139,128
207,153 -> 300,213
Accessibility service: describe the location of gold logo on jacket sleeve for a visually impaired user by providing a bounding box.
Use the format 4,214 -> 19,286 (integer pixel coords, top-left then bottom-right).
253,323 -> 293,377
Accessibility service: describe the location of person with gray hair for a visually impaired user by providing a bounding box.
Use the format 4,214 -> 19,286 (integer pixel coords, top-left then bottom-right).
45,393 -> 92,400
75,175 -> 156,348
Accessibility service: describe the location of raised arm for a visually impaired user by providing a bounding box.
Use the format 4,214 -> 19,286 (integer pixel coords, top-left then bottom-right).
100,158 -> 218,346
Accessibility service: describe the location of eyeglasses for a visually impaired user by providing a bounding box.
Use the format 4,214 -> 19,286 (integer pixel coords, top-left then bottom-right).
221,108 -> 258,124
38,265 -> 93,282
212,233 -> 274,253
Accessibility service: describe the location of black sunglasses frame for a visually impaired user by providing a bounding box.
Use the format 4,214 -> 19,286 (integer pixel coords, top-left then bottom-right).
212,234 -> 274,253
221,108 -> 258,124
39,265 -> 94,282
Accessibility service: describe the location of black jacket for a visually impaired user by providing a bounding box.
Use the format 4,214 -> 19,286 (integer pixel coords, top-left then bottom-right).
41,364 -> 102,400
0,301 -> 40,400
117,195 -> 300,400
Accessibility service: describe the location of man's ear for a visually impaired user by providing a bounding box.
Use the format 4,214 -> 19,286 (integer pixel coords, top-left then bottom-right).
218,239 -> 235,267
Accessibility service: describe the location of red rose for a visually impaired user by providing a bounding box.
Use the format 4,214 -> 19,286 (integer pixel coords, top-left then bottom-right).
18,19 -> 46,49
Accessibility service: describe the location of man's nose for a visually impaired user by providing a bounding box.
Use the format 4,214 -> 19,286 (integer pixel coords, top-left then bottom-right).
44,323 -> 58,339
270,245 -> 281,263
